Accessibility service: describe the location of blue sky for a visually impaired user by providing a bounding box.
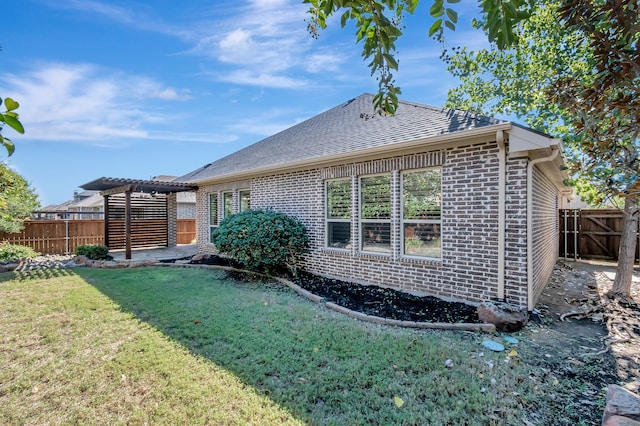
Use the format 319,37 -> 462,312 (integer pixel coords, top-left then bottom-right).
2,0 -> 488,207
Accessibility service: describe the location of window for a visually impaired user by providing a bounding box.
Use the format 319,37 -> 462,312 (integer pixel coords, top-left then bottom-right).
223,192 -> 233,218
326,179 -> 351,249
209,193 -> 218,242
239,190 -> 251,212
402,168 -> 441,258
360,175 -> 391,253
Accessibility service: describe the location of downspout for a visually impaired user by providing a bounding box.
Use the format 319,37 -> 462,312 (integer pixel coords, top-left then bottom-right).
526,146 -> 560,311
496,131 -> 506,301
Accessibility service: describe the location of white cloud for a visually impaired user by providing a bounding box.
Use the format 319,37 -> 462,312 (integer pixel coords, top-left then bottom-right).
216,70 -> 308,89
0,63 -> 199,143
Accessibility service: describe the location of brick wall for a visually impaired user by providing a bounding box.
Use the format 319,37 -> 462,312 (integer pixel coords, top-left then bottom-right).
531,165 -> 560,307
194,143 -> 555,309
167,193 -> 177,247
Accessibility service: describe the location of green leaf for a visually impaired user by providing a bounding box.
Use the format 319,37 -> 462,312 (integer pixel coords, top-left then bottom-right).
445,20 -> 455,31
428,19 -> 442,37
383,53 -> 398,70
0,135 -> 15,156
445,8 -> 458,24
446,0 -> 460,3
4,98 -> 19,111
3,115 -> 24,134
429,0 -> 444,17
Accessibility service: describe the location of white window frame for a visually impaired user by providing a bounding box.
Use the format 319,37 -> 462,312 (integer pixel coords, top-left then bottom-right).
359,173 -> 392,254
325,178 -> 352,250
400,167 -> 442,259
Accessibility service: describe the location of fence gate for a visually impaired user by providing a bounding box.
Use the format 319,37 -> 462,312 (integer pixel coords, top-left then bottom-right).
560,209 -> 640,262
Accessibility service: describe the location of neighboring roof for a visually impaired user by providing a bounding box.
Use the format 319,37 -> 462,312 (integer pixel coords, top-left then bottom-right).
68,193 -> 103,208
80,177 -> 197,194
177,93 -> 508,183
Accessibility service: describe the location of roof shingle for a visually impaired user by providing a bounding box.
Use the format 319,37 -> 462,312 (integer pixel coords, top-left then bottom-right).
177,93 -> 506,183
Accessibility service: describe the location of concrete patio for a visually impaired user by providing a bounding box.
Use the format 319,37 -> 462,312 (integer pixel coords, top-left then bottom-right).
109,244 -> 198,263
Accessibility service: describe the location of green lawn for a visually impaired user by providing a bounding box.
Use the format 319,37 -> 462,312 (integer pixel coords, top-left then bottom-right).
1,266 -> 544,425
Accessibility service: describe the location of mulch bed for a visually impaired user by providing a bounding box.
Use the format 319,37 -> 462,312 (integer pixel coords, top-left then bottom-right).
189,255 -> 480,324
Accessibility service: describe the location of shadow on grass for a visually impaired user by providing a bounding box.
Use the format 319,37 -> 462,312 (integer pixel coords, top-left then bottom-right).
74,266 -> 538,425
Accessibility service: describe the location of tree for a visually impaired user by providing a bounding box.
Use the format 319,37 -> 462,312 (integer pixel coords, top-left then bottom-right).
0,162 -> 40,233
304,0 -> 532,114
0,97 -> 25,156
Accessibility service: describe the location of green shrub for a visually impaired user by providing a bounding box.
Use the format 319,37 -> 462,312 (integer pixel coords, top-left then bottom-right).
211,209 -> 309,275
0,242 -> 39,261
75,244 -> 111,260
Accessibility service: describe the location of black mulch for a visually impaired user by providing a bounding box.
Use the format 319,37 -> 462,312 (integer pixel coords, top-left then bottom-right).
188,254 -> 480,324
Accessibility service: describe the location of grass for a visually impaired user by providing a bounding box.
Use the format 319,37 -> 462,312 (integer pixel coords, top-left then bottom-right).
1,266 -> 548,425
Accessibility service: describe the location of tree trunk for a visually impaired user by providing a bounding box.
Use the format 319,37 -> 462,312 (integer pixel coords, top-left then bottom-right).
609,196 -> 639,298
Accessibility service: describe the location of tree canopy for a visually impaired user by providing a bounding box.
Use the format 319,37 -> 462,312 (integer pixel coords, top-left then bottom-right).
0,162 -> 40,233
305,0 -> 532,114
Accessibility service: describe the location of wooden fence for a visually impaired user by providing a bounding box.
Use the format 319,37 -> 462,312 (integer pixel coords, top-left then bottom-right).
560,209 -> 640,262
0,219 -> 196,255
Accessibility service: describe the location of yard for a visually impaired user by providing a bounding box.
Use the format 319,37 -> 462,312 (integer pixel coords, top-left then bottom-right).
0,265 -> 628,425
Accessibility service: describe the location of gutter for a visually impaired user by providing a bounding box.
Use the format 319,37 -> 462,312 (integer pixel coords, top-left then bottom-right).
496,131 -> 506,300
526,144 -> 560,311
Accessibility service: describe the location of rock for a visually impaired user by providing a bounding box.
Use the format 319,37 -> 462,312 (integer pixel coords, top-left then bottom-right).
602,415 -> 640,426
482,340 -> 505,352
0,263 -> 18,273
603,384 -> 640,424
477,301 -> 528,331
191,253 -> 208,262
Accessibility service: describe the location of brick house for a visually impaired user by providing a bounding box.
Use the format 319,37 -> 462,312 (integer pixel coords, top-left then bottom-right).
177,94 -> 572,311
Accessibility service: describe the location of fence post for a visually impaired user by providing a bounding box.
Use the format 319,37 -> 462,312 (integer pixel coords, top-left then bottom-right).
65,219 -> 69,254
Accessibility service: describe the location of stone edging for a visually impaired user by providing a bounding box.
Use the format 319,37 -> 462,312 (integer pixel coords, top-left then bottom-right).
155,262 -> 496,332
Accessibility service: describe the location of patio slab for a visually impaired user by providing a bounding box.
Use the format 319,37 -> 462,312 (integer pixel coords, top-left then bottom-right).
109,244 -> 198,262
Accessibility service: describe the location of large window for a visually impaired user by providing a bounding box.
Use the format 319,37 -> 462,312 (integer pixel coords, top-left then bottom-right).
209,193 -> 218,242
402,168 -> 441,258
360,175 -> 391,253
326,179 -> 352,249
239,190 -> 251,212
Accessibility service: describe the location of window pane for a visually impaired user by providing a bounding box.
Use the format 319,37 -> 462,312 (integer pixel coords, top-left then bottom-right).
209,193 -> 218,226
403,169 -> 441,220
404,223 -> 441,258
240,190 -> 251,212
361,175 -> 391,219
361,223 -> 391,253
327,179 -> 351,219
328,222 -> 351,249
223,192 -> 233,218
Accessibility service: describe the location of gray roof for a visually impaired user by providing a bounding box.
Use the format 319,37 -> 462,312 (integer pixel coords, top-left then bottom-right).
177,93 -> 507,183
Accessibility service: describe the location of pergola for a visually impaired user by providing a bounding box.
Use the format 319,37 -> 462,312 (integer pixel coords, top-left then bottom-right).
81,177 -> 198,259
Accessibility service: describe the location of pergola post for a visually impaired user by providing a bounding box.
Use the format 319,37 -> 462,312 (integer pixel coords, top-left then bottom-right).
104,194 -> 110,248
125,189 -> 132,260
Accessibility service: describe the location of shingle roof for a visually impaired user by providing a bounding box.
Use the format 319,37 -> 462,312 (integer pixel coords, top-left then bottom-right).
177,93 -> 507,183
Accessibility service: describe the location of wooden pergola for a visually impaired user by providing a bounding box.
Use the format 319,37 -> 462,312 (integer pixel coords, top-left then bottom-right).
81,177 -> 198,259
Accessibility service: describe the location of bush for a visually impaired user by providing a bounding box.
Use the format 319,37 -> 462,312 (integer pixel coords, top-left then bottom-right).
75,244 -> 111,260
0,243 -> 39,261
211,209 -> 309,275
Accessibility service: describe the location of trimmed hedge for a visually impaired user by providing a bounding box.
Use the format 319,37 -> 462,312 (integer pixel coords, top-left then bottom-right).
211,209 -> 309,275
